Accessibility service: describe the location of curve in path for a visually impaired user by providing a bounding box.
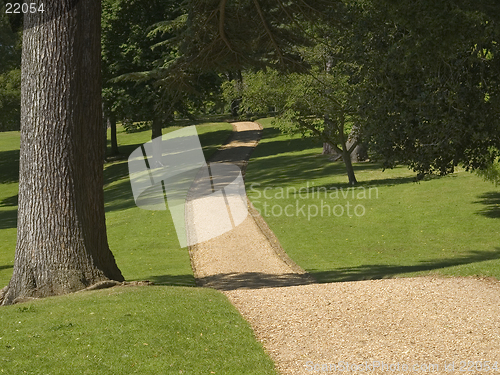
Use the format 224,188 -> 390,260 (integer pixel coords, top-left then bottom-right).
189,121 -> 500,375
189,121 -> 314,290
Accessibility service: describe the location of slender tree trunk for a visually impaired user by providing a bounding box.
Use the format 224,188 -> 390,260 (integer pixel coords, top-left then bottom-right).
322,142 -> 333,155
342,149 -> 358,185
109,113 -> 119,156
229,70 -> 243,117
338,114 -> 357,185
1,0 -> 123,305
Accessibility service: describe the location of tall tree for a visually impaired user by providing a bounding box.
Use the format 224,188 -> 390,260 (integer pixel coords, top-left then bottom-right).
1,0 -> 123,305
101,0 -> 184,142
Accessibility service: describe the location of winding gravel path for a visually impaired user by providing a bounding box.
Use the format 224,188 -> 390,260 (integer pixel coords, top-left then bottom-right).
189,122 -> 500,375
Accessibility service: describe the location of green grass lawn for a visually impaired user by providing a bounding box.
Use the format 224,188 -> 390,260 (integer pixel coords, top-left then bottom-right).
0,122 -> 277,375
0,286 -> 275,375
247,118 -> 500,282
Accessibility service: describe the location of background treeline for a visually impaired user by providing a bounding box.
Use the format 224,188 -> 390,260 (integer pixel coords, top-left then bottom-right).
0,8 -> 21,131
1,0 -> 499,183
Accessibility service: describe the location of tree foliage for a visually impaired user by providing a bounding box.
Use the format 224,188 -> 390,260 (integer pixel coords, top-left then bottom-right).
151,0 -> 331,73
101,0 -> 181,124
354,0 -> 500,177
0,4 -> 21,131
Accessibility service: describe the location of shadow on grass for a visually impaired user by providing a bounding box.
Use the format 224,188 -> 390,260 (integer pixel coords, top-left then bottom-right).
0,194 -> 18,207
198,128 -> 235,160
0,209 -> 17,230
104,159 -> 136,213
475,191 -> 500,219
248,152 -> 418,189
252,134 -> 321,160
309,249 -> 500,283
142,274 -> 196,287
0,149 -> 19,184
103,128 -> 236,213
197,272 -> 314,291
0,265 -> 13,271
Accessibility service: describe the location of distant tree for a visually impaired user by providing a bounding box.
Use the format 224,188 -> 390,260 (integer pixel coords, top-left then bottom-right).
0,69 -> 21,131
227,5 -> 366,185
101,0 -> 181,144
237,64 -> 363,185
1,0 -> 123,305
476,160 -> 500,186
0,3 -> 21,131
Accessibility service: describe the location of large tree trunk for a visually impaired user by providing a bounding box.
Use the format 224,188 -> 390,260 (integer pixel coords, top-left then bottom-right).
1,0 -> 123,305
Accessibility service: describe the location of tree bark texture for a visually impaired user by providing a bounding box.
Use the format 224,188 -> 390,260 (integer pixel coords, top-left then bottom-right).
1,0 -> 124,305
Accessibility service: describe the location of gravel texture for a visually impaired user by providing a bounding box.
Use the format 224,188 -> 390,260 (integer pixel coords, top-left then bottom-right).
225,277 -> 500,375
190,122 -> 500,374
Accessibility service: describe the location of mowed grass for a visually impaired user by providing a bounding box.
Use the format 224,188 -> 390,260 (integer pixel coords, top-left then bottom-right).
0,131 -> 19,284
0,286 -> 275,374
103,122 -> 233,286
247,118 -> 500,282
0,122 -> 277,375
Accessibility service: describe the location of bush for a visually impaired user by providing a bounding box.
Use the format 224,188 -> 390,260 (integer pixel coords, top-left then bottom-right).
121,119 -> 151,133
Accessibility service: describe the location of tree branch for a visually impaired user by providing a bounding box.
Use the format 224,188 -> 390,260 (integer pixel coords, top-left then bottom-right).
219,0 -> 234,52
300,117 -> 343,154
252,0 -> 284,64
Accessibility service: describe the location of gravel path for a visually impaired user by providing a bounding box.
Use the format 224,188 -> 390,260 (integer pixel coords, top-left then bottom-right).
189,122 -> 500,375
226,277 -> 500,375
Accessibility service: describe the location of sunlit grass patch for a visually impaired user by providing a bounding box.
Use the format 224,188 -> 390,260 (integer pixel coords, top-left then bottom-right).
247,118 -> 500,282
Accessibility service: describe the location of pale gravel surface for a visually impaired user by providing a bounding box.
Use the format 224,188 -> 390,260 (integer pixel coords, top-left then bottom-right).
225,277 -> 500,375
190,121 -> 500,375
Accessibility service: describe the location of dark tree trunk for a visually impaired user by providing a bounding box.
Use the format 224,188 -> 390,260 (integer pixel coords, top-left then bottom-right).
229,70 -> 243,117
343,149 -> 358,185
1,0 -> 124,305
151,116 -> 162,140
349,143 -> 368,163
337,115 -> 358,186
108,113 -> 119,156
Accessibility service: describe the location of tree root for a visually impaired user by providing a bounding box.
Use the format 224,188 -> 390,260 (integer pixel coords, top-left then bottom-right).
77,280 -> 154,292
0,280 -> 154,305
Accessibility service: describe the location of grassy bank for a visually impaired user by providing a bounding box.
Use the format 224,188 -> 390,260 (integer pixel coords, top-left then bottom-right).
0,122 -> 277,375
0,286 -> 276,374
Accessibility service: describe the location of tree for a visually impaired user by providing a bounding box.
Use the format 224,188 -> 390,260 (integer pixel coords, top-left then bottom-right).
237,65 -> 363,185
0,3 -> 21,131
476,160 -> 500,186
102,0 -> 188,142
147,0 -> 332,101
171,0 -> 370,184
1,0 -> 123,305
354,0 -> 500,177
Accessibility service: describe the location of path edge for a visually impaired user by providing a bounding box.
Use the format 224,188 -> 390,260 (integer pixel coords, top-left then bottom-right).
188,120 -> 315,285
